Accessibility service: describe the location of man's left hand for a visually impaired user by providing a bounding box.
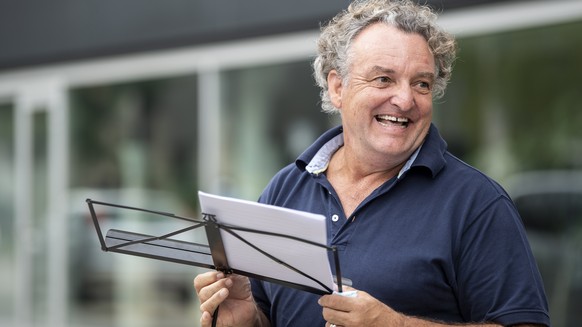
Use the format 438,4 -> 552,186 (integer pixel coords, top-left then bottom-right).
318,286 -> 404,327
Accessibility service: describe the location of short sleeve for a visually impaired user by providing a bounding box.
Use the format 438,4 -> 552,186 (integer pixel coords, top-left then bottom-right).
456,196 -> 550,326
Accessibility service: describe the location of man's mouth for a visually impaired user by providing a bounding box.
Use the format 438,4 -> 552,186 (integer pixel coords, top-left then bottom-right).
375,115 -> 409,128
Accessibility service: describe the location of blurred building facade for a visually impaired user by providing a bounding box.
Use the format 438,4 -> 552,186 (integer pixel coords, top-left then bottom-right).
1,1 -> 581,326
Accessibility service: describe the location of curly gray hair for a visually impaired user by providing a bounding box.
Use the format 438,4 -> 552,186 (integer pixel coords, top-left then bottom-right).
313,0 -> 457,114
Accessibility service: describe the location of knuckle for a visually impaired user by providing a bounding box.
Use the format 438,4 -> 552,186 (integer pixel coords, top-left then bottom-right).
198,286 -> 214,302
193,273 -> 209,289
193,276 -> 202,290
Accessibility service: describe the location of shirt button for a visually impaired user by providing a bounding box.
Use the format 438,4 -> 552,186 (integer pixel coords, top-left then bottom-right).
331,214 -> 339,222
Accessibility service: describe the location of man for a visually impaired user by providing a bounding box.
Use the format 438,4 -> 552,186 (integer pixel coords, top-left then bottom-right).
194,0 -> 550,326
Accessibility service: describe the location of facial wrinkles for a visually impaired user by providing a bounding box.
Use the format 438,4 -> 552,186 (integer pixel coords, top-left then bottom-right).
340,24 -> 434,150
347,42 -> 433,97
344,26 -> 430,83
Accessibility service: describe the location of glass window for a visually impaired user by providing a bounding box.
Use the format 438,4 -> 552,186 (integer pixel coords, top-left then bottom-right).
436,20 -> 582,178
219,60 -> 340,200
32,110 -> 49,325
0,102 -> 15,325
1,104 -> 51,326
437,20 -> 582,326
68,75 -> 203,327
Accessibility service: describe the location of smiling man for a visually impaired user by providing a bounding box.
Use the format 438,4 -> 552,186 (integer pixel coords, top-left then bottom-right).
194,1 -> 550,326
324,22 -> 436,217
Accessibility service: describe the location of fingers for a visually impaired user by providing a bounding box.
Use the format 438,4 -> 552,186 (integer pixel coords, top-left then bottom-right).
322,302 -> 357,327
319,290 -> 361,326
194,272 -> 223,327
194,271 -> 223,295
194,272 -> 230,300
194,272 -> 257,327
319,293 -> 355,312
200,310 -> 214,327
200,285 -> 230,315
194,272 -> 231,319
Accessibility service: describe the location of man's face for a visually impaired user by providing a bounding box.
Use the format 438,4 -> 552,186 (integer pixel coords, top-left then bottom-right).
328,23 -> 435,165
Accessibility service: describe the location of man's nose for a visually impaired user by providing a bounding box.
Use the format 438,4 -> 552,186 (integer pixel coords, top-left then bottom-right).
389,83 -> 414,110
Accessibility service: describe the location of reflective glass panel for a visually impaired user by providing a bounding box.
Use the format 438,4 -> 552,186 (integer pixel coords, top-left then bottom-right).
68,75 -> 202,327
438,20 -> 582,326
0,102 -> 15,326
219,60 -> 340,199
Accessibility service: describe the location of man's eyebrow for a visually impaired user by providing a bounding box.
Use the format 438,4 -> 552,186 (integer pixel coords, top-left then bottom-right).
369,66 -> 395,74
368,66 -> 435,81
415,72 -> 435,81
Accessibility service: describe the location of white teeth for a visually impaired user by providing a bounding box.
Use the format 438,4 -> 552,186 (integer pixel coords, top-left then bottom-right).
377,115 -> 409,123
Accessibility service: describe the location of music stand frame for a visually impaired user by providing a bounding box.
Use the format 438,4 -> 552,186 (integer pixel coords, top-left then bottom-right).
86,198 -> 347,294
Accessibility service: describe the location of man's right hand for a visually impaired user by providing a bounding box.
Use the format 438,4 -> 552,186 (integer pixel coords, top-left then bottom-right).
194,271 -> 267,327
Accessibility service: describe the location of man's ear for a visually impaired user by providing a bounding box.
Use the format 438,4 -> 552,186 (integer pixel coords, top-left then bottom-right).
327,69 -> 343,108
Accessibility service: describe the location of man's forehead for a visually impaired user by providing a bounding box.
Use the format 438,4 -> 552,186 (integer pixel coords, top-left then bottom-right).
349,24 -> 432,59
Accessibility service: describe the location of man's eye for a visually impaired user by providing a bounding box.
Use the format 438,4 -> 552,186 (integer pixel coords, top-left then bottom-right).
416,81 -> 432,91
371,76 -> 391,87
419,81 -> 430,88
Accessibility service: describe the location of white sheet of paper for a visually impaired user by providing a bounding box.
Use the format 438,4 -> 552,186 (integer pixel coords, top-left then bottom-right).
198,191 -> 334,293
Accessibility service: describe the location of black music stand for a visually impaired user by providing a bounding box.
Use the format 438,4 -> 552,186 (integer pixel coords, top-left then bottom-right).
86,198 -> 348,295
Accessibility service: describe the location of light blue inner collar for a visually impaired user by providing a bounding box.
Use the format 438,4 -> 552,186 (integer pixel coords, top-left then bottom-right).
305,132 -> 421,179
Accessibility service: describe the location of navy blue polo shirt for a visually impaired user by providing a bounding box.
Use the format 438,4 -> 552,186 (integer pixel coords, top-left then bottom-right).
251,124 -> 550,327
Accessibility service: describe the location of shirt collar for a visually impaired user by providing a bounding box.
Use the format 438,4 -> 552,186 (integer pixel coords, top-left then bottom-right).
296,124 -> 447,179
